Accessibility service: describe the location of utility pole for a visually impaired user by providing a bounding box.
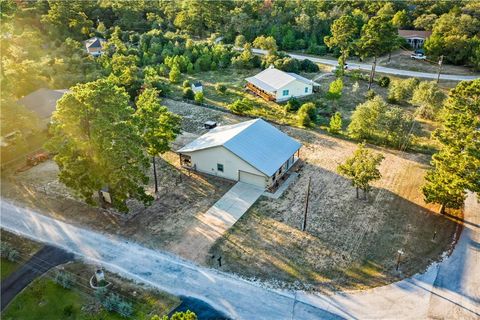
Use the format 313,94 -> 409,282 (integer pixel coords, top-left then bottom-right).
396,249 -> 404,271
152,156 -> 158,193
302,177 -> 311,231
368,56 -> 377,90
436,55 -> 444,84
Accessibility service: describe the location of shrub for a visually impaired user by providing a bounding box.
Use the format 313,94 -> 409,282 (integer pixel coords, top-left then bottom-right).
298,102 -> 317,121
95,287 -> 108,301
182,80 -> 191,88
102,293 -> 133,318
411,81 -> 446,119
300,59 -> 319,73
388,78 -> 419,103
194,92 -> 204,103
183,88 -> 194,100
284,97 -> 300,112
54,270 -> 74,289
327,78 -> 343,100
169,65 -> 181,83
328,112 -> 342,134
297,110 -> 312,127
63,304 -> 75,317
378,76 -> 391,87
307,44 -> 327,55
0,242 -> 19,262
228,98 -> 253,114
365,89 -> 376,100
297,103 -> 316,127
215,83 -> 227,94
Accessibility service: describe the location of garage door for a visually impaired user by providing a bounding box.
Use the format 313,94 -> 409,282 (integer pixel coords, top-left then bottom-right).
239,170 -> 266,188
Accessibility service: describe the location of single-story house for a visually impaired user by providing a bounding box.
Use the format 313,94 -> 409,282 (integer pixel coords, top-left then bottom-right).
191,81 -> 203,93
398,30 -> 432,49
84,37 -> 106,56
245,65 -> 314,102
177,118 -> 301,189
16,88 -> 69,129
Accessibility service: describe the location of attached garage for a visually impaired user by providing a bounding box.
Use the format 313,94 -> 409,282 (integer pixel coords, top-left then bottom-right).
177,118 -> 302,189
239,170 -> 266,188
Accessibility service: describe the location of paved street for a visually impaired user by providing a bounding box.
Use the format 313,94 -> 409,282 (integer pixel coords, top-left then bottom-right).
1,195 -> 478,319
250,48 -> 480,81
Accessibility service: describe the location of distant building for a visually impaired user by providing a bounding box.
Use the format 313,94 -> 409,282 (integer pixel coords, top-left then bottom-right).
191,81 -> 203,93
84,37 -> 105,56
178,118 -> 301,189
398,30 -> 432,49
245,65 -> 315,102
16,88 -> 69,129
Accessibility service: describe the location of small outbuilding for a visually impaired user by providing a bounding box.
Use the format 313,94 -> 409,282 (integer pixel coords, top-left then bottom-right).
177,118 -> 301,189
398,30 -> 432,49
191,81 -> 203,93
16,88 -> 69,129
245,65 -> 314,102
84,37 -> 106,56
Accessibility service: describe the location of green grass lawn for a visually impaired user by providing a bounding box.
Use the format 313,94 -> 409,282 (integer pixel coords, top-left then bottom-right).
3,275 -> 179,320
1,258 -> 19,280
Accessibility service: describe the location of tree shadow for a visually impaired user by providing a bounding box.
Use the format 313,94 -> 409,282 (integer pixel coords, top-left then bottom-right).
209,164 -> 461,295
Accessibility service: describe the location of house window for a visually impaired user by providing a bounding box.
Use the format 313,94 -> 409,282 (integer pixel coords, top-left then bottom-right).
305,87 -> 309,93
217,163 -> 224,172
282,89 -> 289,96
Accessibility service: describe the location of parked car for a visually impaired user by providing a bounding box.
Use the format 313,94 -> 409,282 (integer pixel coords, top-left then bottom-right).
410,52 -> 426,60
332,63 -> 349,72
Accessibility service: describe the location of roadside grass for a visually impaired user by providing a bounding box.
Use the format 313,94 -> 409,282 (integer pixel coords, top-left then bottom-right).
1,230 -> 42,279
1,259 -> 18,280
2,262 -> 180,320
208,129 -> 458,293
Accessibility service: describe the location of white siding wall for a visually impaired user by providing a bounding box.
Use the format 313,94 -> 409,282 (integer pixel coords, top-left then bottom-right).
182,146 -> 267,187
276,80 -> 313,102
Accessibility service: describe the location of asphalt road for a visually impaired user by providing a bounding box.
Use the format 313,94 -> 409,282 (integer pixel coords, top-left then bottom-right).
250,48 -> 479,81
1,196 -> 478,319
1,245 -> 73,310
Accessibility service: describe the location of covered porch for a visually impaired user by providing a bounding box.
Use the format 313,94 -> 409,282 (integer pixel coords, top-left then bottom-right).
245,82 -> 276,101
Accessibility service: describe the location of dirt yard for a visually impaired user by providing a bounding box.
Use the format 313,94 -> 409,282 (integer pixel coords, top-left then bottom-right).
208,126 -> 459,293
2,100 -> 460,293
377,50 -> 478,76
1,152 -> 233,264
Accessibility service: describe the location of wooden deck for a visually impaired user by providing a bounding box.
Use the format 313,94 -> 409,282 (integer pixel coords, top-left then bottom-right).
246,83 -> 276,101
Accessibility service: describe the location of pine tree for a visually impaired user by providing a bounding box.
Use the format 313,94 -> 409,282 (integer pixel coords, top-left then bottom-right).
422,79 -> 480,213
134,88 -> 182,193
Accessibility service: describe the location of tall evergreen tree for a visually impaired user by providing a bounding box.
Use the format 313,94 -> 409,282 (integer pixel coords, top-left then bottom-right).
46,79 -> 153,212
423,79 -> 480,213
134,88 -> 182,193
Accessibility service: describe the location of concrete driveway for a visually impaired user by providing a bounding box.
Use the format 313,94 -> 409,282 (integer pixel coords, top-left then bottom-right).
1,192 -> 478,319
168,182 -> 264,262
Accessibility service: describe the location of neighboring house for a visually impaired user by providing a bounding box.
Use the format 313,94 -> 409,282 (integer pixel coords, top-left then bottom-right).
84,37 -> 105,56
191,81 -> 203,93
177,118 -> 301,189
398,30 -> 432,49
16,88 -> 69,129
245,65 -> 314,102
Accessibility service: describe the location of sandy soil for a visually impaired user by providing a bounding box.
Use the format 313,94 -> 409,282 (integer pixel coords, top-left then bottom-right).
1,151 -> 233,264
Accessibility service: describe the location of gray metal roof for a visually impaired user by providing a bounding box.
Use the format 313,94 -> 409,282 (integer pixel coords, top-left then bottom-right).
178,119 -> 302,176
245,66 -> 312,92
16,88 -> 69,119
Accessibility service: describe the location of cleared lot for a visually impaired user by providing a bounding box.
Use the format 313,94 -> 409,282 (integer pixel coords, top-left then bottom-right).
2,100 -> 459,291
208,126 -> 458,292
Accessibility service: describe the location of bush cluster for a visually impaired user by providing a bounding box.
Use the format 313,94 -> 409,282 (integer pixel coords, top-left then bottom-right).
0,242 -> 19,262
54,270 -> 74,289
